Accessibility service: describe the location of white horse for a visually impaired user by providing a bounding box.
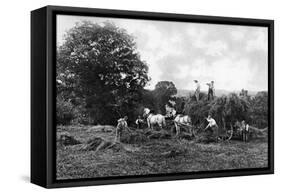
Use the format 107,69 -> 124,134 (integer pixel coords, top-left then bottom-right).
174,114 -> 192,136
143,108 -> 166,130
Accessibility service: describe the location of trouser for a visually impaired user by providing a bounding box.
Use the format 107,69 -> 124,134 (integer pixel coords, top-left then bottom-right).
206,125 -> 219,141
136,121 -> 141,129
115,127 -> 123,142
242,130 -> 248,142
208,89 -> 214,100
195,90 -> 200,101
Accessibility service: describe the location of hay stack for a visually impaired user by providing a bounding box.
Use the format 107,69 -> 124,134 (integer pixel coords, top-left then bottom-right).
87,125 -> 115,133
82,137 -> 124,152
57,134 -> 81,146
120,130 -> 149,144
147,130 -> 171,139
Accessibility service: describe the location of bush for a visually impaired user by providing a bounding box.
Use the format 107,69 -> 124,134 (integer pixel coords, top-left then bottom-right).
248,92 -> 268,128
56,97 -> 75,125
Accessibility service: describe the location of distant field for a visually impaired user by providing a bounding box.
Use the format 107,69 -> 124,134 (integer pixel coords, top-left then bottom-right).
176,89 -> 258,97
56,125 -> 268,180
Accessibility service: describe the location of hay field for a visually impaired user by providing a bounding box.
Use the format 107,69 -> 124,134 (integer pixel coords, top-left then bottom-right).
56,125 -> 268,180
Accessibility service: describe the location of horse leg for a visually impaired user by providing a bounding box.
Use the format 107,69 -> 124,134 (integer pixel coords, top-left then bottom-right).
159,123 -> 162,130
188,125 -> 192,135
147,119 -> 151,129
175,123 -> 179,136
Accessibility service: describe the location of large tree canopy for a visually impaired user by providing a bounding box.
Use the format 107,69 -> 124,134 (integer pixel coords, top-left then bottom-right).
57,21 -> 150,124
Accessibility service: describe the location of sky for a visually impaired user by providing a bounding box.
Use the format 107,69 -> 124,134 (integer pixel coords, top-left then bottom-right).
57,15 -> 268,92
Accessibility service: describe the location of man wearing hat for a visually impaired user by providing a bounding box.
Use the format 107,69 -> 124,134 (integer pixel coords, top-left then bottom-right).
115,116 -> 128,142
194,80 -> 200,102
207,81 -> 215,101
204,115 -> 219,141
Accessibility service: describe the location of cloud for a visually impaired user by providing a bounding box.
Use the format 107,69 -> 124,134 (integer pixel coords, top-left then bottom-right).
246,28 -> 268,52
210,58 -> 253,90
231,30 -> 245,41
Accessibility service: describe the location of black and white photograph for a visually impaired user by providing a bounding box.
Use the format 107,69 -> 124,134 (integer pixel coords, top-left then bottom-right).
56,14 -> 270,180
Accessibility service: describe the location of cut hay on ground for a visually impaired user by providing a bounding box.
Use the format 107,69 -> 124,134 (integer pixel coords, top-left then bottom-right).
82,137 -> 124,152
146,130 -> 172,139
56,125 -> 268,180
87,125 -> 115,133
120,130 -> 149,144
177,132 -> 194,140
57,133 -> 81,146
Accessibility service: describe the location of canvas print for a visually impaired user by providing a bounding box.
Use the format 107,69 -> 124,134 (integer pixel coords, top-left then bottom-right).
56,15 -> 269,180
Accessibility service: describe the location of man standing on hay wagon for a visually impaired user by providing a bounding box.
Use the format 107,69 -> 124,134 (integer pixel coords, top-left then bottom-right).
115,116 -> 128,142
207,81 -> 215,101
204,115 -> 219,142
194,80 -> 200,102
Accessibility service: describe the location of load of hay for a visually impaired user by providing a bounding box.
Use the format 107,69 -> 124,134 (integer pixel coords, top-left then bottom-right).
57,133 -> 81,146
195,129 -> 218,144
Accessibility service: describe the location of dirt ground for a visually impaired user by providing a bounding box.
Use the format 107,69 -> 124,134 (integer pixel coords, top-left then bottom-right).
56,125 -> 268,180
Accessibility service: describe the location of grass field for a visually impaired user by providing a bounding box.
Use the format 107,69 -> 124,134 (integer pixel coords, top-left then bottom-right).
56,125 -> 268,180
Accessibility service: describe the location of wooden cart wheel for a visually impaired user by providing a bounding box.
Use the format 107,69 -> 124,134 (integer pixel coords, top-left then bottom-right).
225,129 -> 233,141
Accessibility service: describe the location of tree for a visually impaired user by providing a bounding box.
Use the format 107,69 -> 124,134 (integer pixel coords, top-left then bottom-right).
56,96 -> 75,125
57,21 -> 149,124
248,91 -> 268,128
153,81 -> 177,113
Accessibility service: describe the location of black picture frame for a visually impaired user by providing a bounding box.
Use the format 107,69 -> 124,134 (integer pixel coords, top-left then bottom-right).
31,5 -> 274,188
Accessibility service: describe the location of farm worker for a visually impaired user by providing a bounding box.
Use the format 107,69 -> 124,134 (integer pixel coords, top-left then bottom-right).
165,104 -> 177,118
135,116 -> 144,129
194,80 -> 200,102
207,81 -> 215,101
115,116 -> 128,142
241,120 -> 249,142
204,115 -> 219,140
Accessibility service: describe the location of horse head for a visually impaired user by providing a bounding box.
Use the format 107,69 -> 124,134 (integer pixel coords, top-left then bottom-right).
143,108 -> 150,118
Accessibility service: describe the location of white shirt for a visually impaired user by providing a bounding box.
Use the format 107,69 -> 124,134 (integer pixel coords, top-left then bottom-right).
206,118 -> 217,127
210,83 -> 214,90
195,82 -> 200,91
